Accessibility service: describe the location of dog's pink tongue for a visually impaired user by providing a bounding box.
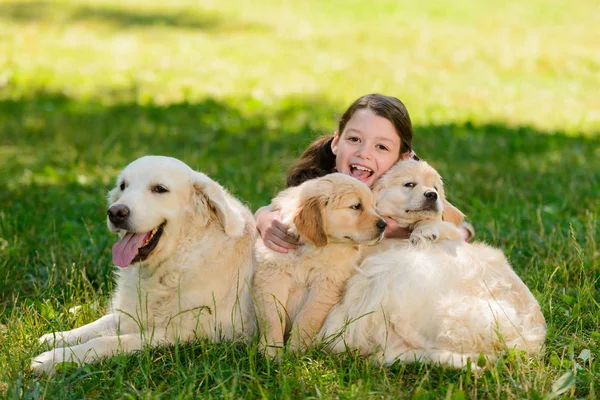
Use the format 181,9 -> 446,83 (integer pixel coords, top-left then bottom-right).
112,232 -> 147,268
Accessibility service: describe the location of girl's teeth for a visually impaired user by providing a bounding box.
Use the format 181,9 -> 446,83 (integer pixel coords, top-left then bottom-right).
351,165 -> 373,172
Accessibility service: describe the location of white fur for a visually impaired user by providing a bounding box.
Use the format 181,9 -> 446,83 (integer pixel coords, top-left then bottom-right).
31,156 -> 256,374
319,161 -> 546,368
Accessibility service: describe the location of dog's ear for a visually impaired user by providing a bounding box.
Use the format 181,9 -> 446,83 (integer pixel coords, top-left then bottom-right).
442,199 -> 465,226
193,172 -> 245,238
372,174 -> 388,195
294,196 -> 327,247
107,175 -> 123,204
107,187 -> 119,205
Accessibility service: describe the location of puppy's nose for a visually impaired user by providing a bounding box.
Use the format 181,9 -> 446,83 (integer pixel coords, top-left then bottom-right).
376,219 -> 387,231
108,204 -> 130,224
424,191 -> 438,201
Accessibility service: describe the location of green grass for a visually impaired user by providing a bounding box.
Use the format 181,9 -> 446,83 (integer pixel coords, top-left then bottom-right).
1,0 -> 599,398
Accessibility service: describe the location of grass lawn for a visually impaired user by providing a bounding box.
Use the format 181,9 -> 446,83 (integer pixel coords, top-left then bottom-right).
1,0 -> 599,398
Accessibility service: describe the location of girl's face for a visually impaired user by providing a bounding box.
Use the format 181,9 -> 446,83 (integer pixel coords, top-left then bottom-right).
331,108 -> 402,188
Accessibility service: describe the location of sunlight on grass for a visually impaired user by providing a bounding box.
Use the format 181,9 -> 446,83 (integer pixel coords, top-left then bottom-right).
1,0 -> 599,132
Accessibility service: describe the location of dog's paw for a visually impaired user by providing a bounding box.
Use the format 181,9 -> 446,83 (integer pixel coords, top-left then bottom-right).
287,340 -> 304,354
38,332 -> 55,346
410,227 -> 439,245
259,339 -> 283,359
287,333 -> 310,354
38,332 -> 65,347
39,332 -> 77,348
30,349 -> 67,375
267,346 -> 284,362
260,343 -> 283,361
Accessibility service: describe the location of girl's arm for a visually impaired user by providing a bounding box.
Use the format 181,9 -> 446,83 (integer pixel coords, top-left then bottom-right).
255,205 -> 299,253
382,217 -> 411,239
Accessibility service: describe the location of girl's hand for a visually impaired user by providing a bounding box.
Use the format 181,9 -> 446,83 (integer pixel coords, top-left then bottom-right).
255,206 -> 299,253
383,217 -> 411,239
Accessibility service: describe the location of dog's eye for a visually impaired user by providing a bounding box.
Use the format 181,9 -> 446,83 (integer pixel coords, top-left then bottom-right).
152,185 -> 169,194
404,182 -> 416,188
119,182 -> 126,190
350,203 -> 362,211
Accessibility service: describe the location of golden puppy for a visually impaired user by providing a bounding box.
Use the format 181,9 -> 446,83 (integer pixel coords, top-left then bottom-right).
320,160 -> 546,368
254,173 -> 386,356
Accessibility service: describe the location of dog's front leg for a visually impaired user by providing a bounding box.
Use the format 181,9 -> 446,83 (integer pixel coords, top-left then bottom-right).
410,220 -> 463,245
289,287 -> 339,353
31,330 -> 167,375
38,313 -> 118,348
255,275 -> 291,358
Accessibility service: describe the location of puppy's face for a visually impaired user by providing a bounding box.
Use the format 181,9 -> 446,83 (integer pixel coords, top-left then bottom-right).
107,156 -> 243,268
294,173 -> 386,247
374,160 -> 463,226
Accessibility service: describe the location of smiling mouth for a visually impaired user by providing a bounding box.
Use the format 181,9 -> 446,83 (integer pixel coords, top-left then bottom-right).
350,164 -> 373,180
112,222 -> 166,268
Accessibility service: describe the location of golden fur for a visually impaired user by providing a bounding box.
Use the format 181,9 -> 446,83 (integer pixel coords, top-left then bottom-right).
254,173 -> 386,356
32,156 -> 256,374
320,160 -> 546,368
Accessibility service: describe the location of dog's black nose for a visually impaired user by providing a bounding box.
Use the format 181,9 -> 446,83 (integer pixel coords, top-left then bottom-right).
424,191 -> 438,201
108,204 -> 130,224
376,219 -> 387,231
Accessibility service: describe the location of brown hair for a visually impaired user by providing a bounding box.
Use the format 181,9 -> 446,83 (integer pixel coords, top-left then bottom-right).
286,94 -> 414,187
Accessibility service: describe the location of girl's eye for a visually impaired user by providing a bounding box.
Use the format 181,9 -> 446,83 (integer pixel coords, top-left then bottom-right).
404,182 -> 416,188
348,136 -> 360,142
377,144 -> 389,151
350,203 -> 362,210
120,182 -> 126,190
153,185 -> 169,194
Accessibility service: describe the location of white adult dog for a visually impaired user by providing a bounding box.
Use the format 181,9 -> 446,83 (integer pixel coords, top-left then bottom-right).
319,160 -> 546,368
31,156 -> 256,374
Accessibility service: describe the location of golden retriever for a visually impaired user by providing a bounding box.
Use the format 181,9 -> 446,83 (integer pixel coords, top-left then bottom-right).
254,173 -> 386,356
31,156 -> 256,374
319,160 -> 546,367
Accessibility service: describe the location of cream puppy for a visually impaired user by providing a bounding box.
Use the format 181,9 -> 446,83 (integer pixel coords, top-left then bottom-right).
254,173 -> 386,356
374,159 -> 465,247
320,160 -> 546,368
32,156 -> 256,374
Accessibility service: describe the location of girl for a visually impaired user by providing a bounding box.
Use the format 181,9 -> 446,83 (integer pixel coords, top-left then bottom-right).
256,93 -> 471,252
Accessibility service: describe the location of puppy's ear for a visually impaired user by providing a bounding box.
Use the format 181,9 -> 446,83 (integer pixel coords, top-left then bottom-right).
442,199 -> 465,226
372,175 -> 387,195
193,172 -> 245,238
294,196 -> 327,247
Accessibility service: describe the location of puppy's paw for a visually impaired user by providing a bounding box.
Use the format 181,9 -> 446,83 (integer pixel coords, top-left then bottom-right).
287,340 -> 305,354
267,347 -> 284,362
261,344 -> 284,362
287,332 -> 311,354
259,339 -> 283,359
410,227 -> 439,245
